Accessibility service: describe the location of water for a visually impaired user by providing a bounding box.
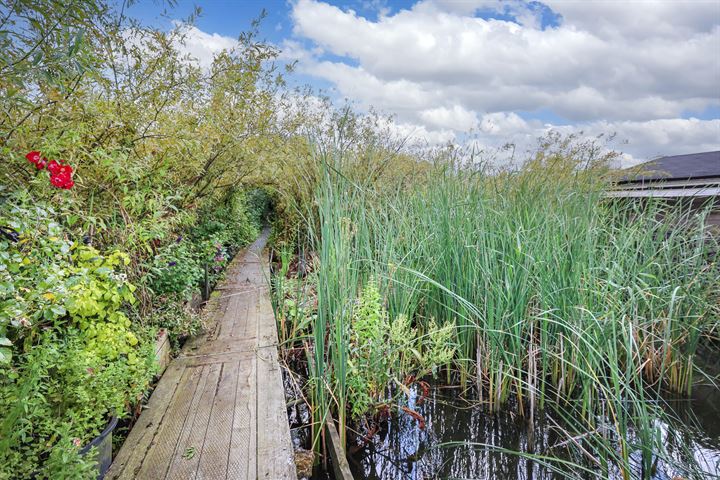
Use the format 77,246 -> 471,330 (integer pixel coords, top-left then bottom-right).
282,351 -> 720,480
346,383 -> 720,480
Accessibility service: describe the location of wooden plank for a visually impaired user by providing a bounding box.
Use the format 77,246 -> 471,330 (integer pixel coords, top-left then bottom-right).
256,292 -> 279,349
196,360 -> 240,480
155,329 -> 171,373
217,293 -> 242,339
230,292 -> 254,339
326,418 -> 354,480
256,344 -> 296,479
106,362 -> 186,479
134,366 -> 205,479
165,363 -> 221,480
181,351 -> 255,367
184,337 -> 257,357
227,351 -> 257,480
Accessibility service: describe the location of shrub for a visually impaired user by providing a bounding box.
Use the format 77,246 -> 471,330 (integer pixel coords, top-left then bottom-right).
0,198 -> 156,477
1,201 -> 137,360
0,329 -> 155,479
148,241 -> 203,300
346,280 -> 455,419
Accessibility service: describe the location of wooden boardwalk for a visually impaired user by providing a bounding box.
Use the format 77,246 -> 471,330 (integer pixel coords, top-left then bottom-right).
107,230 -> 297,480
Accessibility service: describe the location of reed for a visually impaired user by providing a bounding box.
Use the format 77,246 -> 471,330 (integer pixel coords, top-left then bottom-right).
291,140 -> 719,477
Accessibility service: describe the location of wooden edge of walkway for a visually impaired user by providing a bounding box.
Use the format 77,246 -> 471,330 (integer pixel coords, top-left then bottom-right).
106,230 -> 297,480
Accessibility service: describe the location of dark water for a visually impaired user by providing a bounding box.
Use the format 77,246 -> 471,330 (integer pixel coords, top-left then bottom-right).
281,351 -> 720,480
346,383 -> 720,480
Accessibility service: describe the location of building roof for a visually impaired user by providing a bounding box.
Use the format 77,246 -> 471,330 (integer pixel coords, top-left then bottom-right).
619,151 -> 720,184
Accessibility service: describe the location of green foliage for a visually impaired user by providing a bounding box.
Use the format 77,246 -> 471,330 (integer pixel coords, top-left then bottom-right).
1,199 -> 137,361
0,329 -> 155,479
346,280 -> 455,419
0,196 -> 156,477
140,302 -> 202,352
149,241 -> 203,300
147,190 -> 261,301
292,132 -> 720,478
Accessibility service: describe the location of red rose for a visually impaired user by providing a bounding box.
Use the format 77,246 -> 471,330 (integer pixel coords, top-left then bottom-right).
47,160 -> 60,174
50,173 -> 70,188
25,151 -> 41,164
57,164 -> 73,176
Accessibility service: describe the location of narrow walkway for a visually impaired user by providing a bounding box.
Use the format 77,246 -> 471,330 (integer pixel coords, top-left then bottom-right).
107,229 -> 297,480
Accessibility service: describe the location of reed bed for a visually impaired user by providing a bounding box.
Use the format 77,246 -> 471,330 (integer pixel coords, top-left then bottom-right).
286,144 -> 719,478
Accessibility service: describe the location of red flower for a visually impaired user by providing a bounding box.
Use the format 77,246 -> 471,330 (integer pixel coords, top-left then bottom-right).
50,172 -> 74,189
57,163 -> 73,176
26,151 -> 75,189
25,151 -> 41,165
47,159 -> 60,174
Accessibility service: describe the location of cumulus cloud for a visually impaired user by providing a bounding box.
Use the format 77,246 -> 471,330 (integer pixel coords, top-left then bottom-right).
171,22 -> 238,70
420,105 -> 478,131
285,0 -> 720,162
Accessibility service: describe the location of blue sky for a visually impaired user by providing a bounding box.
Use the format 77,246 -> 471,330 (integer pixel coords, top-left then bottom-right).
126,0 -> 720,164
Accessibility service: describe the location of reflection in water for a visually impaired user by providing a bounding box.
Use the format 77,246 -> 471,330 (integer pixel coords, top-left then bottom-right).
348,384 -> 720,480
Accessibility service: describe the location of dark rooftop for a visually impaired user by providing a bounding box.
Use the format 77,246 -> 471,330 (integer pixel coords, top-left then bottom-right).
619,151 -> 720,184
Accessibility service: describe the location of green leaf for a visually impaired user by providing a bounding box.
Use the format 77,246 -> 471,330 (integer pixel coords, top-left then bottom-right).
0,347 -> 11,363
68,29 -> 85,57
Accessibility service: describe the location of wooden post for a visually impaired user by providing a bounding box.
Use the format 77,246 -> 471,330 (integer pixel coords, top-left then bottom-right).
325,418 -> 354,480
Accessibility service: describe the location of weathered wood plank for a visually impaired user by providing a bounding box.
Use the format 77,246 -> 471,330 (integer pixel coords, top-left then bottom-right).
135,366 -> 205,479
165,363 -> 221,479
326,418 -> 354,480
196,360 -> 240,480
227,348 -> 257,480
230,292 -> 254,339
256,343 -> 296,479
184,337 -> 257,357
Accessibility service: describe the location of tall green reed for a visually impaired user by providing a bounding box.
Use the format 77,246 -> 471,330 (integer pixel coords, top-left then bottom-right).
296,143 -> 718,477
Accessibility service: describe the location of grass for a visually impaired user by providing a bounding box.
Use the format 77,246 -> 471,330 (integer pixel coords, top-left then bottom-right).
277,140 -> 719,478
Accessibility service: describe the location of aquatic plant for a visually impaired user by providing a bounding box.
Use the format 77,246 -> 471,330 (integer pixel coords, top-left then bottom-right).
290,135 -> 719,478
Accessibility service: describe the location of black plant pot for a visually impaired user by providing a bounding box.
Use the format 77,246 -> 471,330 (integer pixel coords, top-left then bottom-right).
79,416 -> 118,479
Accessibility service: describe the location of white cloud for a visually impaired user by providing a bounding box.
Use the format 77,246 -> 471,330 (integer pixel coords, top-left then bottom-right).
172,22 -> 238,70
420,105 -> 478,131
284,0 -> 720,162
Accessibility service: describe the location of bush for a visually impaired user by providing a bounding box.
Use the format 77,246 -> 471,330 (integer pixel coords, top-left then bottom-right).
1,200 -> 137,361
0,198 -> 156,477
346,280 -> 455,419
148,240 -> 203,300
0,329 -> 155,479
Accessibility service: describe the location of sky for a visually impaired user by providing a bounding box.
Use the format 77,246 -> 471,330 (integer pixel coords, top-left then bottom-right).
127,0 -> 720,166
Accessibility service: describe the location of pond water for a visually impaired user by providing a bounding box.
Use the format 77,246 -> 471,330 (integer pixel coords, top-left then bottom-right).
346,383 -> 720,480
284,356 -> 720,480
